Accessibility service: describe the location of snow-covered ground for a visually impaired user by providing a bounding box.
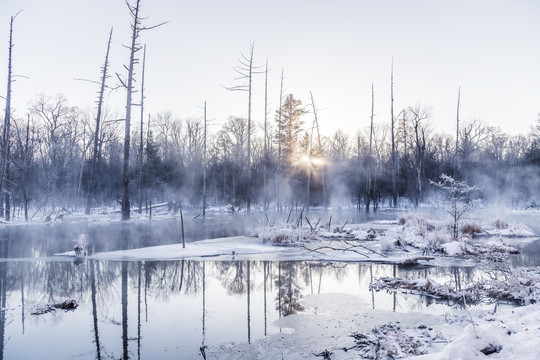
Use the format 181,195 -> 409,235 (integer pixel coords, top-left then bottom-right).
206,292 -> 540,360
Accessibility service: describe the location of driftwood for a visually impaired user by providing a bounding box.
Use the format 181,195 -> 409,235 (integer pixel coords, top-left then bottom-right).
396,256 -> 434,267
371,277 -> 480,304
314,349 -> 333,359
302,239 -> 388,259
303,243 -> 371,258
32,298 -> 79,315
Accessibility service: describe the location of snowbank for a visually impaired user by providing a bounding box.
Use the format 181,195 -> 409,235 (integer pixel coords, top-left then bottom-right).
207,293 -> 448,360
409,304 -> 540,360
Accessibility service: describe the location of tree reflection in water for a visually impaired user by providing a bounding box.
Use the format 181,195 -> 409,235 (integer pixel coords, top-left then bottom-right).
276,262 -> 304,316
0,255 -> 513,359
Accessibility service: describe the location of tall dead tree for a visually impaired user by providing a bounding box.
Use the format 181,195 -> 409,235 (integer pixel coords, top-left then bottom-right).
117,0 -> 166,220
454,86 -> 461,177
367,83 -> 374,212
1,11 -> 21,221
13,115 -> 30,221
225,42 -> 262,212
202,101 -> 207,216
85,27 -> 113,215
309,91 -> 326,207
408,105 -> 430,208
276,69 -> 284,212
137,44 -> 147,214
390,58 -> 397,207
263,59 -> 269,210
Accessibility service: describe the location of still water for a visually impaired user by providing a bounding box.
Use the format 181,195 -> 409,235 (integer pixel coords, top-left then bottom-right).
0,211 -> 538,359
0,258 -> 486,359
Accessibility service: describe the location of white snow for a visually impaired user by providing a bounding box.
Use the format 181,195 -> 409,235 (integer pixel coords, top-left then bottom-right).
204,291 -> 540,360
441,241 -> 466,256
409,304 -> 540,360
88,236 -> 292,261
207,293 -> 448,360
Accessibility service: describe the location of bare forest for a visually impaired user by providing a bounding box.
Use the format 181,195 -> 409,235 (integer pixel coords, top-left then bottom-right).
2,4 -> 540,222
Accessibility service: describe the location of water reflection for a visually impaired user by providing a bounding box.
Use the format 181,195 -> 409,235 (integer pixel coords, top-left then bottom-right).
0,214 -> 252,259
511,239 -> 540,267
0,257 -> 495,359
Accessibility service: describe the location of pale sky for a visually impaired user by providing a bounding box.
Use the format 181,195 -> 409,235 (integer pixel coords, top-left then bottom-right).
1,0 -> 539,138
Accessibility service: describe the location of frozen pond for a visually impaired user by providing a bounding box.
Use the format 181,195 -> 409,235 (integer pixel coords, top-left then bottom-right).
0,210 -> 538,359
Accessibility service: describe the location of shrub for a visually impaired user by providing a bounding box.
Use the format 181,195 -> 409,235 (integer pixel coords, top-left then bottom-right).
493,218 -> 508,230
461,222 -> 483,236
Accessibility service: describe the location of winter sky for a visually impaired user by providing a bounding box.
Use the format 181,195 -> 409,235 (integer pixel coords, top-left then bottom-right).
1,0 -> 539,137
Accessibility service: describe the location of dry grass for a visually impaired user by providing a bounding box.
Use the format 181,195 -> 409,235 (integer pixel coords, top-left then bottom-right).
493,218 -> 509,229
461,222 -> 483,236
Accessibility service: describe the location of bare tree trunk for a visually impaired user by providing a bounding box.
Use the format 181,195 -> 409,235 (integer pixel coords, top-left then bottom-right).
225,43 -> 261,212
119,0 -> 166,220
367,83 -> 374,213
121,0 -> 142,221
276,69 -> 284,212
4,162 -> 9,221
454,86 -> 461,177
1,12 -> 20,221
390,59 -> 397,208
138,44 -> 147,214
22,116 -> 30,221
263,59 -> 269,210
309,91 -> 326,208
246,47 -> 254,212
86,27 -> 113,215
202,101 -> 207,216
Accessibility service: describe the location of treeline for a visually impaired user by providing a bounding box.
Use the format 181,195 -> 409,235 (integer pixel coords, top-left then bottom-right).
2,92 -> 539,220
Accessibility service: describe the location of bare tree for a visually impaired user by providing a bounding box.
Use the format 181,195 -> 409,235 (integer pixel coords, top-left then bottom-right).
459,119 -> 490,184
367,83 -> 374,212
390,58 -> 397,207
137,44 -> 147,214
454,86 -> 461,177
407,104 -> 431,207
86,27 -> 113,215
276,69 -> 284,212
202,101 -> 207,216
263,59 -> 269,210
13,115 -> 31,221
225,42 -> 263,212
309,91 -> 326,207
117,0 -> 166,220
1,11 -> 22,221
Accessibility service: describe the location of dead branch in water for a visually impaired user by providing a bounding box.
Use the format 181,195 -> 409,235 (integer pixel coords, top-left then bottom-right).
301,241 -> 371,258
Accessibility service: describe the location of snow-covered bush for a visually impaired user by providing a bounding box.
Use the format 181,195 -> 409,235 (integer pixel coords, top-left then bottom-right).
441,240 -> 466,256
430,174 -> 481,239
486,267 -> 540,304
254,226 -> 318,245
483,221 -> 535,237
379,235 -> 396,252
427,230 -> 452,252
